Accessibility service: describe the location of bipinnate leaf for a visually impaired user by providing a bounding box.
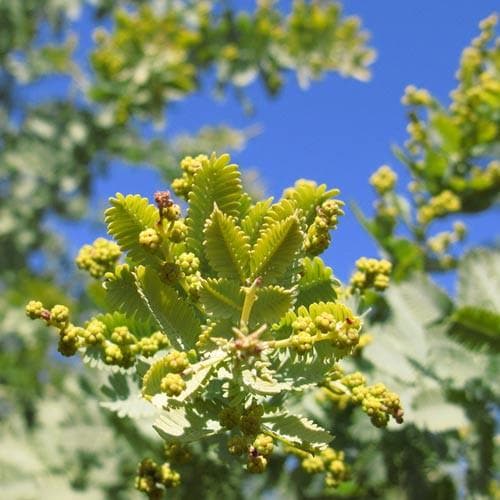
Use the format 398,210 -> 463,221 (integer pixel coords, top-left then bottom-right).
250,215 -> 303,284
458,248 -> 500,311
241,198 -> 273,243
134,266 -> 200,350
251,286 -> 295,326
296,257 -> 338,307
447,306 -> 500,353
203,206 -> 250,281
405,387 -> 468,433
103,264 -> 150,321
100,372 -> 157,419
186,153 -> 244,257
154,400 -> 222,443
105,193 -> 161,266
262,412 -> 333,451
199,278 -> 243,320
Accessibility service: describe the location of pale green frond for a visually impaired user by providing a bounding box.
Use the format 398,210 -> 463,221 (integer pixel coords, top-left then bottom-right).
154,400 -> 222,443
262,411 -> 333,451
296,257 -> 339,307
272,341 -> 340,389
447,306 -> 500,352
186,153 -> 245,257
404,387 -> 468,433
199,278 -> 243,320
458,248 -> 500,311
241,198 -> 273,243
103,264 -> 150,321
262,199 -> 298,229
203,206 -> 250,281
250,215 -> 303,284
105,193 -> 161,267
241,369 -> 293,395
134,266 -> 200,350
283,180 -> 339,225
100,372 -> 157,419
251,285 -> 295,327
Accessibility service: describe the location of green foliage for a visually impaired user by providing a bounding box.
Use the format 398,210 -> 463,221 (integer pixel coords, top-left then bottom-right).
90,1 -> 374,122
357,15 -> 500,278
28,154 -> 403,497
135,266 -> 201,351
204,207 -> 251,282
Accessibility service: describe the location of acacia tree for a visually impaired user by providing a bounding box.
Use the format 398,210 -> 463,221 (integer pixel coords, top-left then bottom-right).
27,153 -> 405,498
0,1 -> 375,497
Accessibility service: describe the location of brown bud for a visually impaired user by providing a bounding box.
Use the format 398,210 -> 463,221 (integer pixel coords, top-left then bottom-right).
154,191 -> 173,210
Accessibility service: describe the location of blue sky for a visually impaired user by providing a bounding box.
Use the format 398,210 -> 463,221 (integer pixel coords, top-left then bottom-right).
55,0 -> 500,289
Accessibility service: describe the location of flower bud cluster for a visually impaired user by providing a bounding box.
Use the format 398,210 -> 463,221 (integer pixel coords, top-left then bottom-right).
401,85 -> 433,107
185,271 -> 203,300
26,300 -> 169,365
171,155 -> 208,199
175,252 -> 200,276
135,458 -> 181,497
369,165 -> 398,195
195,321 -> 214,349
290,310 -> 362,355
75,238 -> 121,278
290,316 -> 315,353
159,261 -> 182,284
305,198 -> 345,255
168,220 -> 188,243
301,447 -> 349,488
219,403 -> 272,474
417,190 -> 461,225
427,220 -> 467,256
158,350 -> 190,396
352,382 -> 404,428
349,257 -> 392,292
139,228 -> 161,251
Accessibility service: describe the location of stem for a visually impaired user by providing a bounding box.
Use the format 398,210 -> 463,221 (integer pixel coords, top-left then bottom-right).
265,331 -> 335,350
240,277 -> 262,332
262,427 -> 311,458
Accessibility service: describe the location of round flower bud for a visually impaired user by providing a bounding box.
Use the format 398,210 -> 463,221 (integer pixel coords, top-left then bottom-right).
160,262 -> 182,284
227,436 -> 248,455
164,204 -> 181,222
240,414 -> 261,436
84,318 -> 106,345
169,220 -> 188,243
369,165 -> 398,195
291,332 -> 314,353
111,326 -> 134,345
171,176 -> 191,198
139,228 -> 161,250
302,456 -> 325,474
219,407 -> 241,429
175,252 -> 200,275
160,373 -> 186,396
314,312 -> 335,333
158,463 -> 181,488
247,455 -> 268,474
50,304 -> 70,327
25,300 -> 45,319
164,350 -> 190,373
253,434 -> 274,456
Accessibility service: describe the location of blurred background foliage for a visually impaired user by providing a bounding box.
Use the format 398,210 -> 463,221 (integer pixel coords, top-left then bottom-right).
0,1 -> 498,499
